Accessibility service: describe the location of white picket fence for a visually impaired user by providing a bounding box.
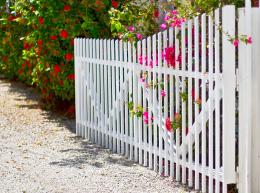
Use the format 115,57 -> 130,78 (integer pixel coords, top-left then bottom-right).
74,5 -> 260,193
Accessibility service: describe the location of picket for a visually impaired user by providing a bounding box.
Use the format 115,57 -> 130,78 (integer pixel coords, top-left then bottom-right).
73,5 -> 253,192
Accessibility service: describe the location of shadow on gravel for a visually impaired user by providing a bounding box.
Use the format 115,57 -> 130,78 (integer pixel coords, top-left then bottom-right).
1,78 -> 76,133
1,78 -> 136,170
49,137 -> 136,169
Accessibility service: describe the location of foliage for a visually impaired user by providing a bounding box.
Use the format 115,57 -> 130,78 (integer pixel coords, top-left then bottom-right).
109,0 -> 159,41
0,0 -> 126,115
109,0 -> 245,41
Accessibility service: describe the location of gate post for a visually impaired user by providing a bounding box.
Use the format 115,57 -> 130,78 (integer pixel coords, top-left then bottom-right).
222,6 -> 236,192
238,8 -> 260,193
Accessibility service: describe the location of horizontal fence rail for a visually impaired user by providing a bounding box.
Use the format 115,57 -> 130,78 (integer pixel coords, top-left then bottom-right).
74,5 -> 240,193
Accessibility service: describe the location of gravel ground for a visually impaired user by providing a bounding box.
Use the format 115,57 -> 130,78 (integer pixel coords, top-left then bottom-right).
0,79 -> 195,193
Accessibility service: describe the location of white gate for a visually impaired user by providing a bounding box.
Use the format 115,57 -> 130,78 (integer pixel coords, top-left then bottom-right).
74,5 -> 260,193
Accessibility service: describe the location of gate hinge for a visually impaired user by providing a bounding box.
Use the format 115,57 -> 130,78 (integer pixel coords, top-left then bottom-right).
236,68 -> 239,90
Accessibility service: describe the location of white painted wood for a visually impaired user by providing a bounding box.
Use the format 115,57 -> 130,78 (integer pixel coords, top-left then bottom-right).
158,32 -> 163,174
115,40 -> 120,153
119,40 -> 125,155
96,39 -> 101,145
137,41 -> 143,165
194,16 -> 200,190
128,41 -> 134,160
208,15 -> 214,193
152,34 -> 158,172
74,38 -> 79,135
142,38 -> 148,167
124,41 -> 129,156
99,39 -> 105,147
89,38 -> 93,140
214,9 -> 221,193
187,20 -> 193,188
163,29 -> 169,176
222,6 -> 236,193
181,21 -> 186,184
86,39 -> 91,140
74,6 -> 258,190
104,39 -> 108,148
175,28 -> 181,182
147,36 -> 153,169
133,41 -> 139,162
169,27 -> 175,179
108,39 -> 113,150
239,8 -> 260,193
248,9 -> 260,193
201,14 -> 207,193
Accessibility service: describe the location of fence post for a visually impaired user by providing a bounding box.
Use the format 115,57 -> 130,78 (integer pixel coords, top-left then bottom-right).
222,5 -> 236,192
238,8 -> 260,193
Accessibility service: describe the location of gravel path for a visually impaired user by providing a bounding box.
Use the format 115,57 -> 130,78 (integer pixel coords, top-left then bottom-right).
0,79 -> 195,193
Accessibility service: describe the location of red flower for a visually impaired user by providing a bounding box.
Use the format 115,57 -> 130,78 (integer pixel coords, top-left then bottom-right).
41,89 -> 47,95
8,15 -> 16,21
65,53 -> 73,61
70,39 -> 74,46
18,69 -> 23,75
27,62 -> 31,68
37,39 -> 43,46
111,0 -> 119,8
50,35 -> 57,40
54,64 -> 61,75
23,42 -> 30,50
192,89 -> 195,100
38,17 -> 44,25
67,74 -> 75,80
60,30 -> 68,39
64,5 -> 71,12
67,105 -> 75,114
153,9 -> 159,18
22,62 -> 26,68
165,117 -> 172,132
2,56 -> 8,62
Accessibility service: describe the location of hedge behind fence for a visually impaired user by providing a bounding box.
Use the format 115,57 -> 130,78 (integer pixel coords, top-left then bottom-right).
0,0 -> 126,115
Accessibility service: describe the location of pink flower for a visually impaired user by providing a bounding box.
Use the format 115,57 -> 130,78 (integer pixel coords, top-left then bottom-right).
160,23 -> 167,30
139,55 -> 143,64
143,111 -> 149,117
161,90 -> 166,97
233,39 -> 239,47
143,111 -> 149,124
136,34 -> 142,40
140,77 -> 146,83
165,117 -> 172,132
164,15 -> 170,21
247,36 -> 252,44
163,47 -> 177,67
171,10 -> 178,15
128,26 -> 135,32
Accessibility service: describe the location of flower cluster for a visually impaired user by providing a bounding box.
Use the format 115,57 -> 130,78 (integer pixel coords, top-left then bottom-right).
161,10 -> 186,30
165,113 -> 182,132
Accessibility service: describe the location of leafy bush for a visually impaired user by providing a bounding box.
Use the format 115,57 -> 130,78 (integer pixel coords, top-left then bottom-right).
0,0 -> 125,115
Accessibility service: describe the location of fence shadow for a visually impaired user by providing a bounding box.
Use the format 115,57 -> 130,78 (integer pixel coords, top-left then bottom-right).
1,78 -> 136,169
49,137 -> 135,169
